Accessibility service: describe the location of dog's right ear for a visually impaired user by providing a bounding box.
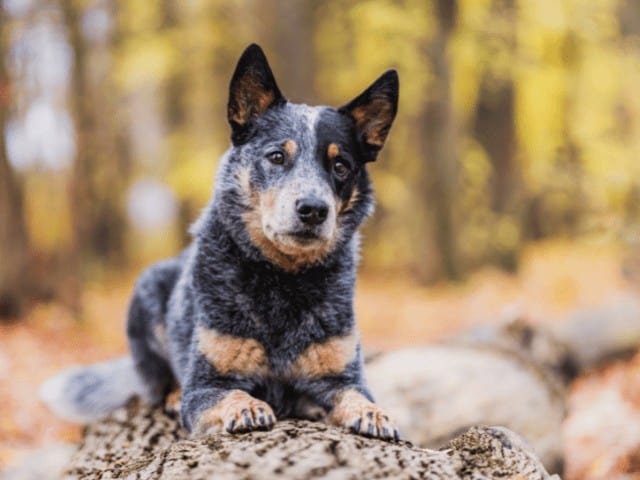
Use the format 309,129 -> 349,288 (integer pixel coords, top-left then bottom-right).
228,44 -> 286,144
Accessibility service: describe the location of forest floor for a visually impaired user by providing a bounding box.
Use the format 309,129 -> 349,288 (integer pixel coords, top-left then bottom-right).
1,239 -> 639,479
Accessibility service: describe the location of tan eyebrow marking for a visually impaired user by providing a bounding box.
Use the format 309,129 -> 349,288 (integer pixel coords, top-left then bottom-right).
284,139 -> 297,157
327,143 -> 340,159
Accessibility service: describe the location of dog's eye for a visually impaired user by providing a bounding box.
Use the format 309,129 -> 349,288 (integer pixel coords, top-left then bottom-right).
333,161 -> 349,179
267,151 -> 285,165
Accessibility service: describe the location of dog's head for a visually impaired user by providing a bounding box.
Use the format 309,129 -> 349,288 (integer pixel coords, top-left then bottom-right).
214,44 -> 399,271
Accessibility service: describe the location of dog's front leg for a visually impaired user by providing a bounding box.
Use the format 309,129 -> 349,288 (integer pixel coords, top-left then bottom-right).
180,354 -> 275,436
299,367 -> 400,441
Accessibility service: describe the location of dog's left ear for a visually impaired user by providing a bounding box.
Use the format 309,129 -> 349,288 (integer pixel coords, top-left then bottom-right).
339,70 -> 399,161
228,44 -> 286,143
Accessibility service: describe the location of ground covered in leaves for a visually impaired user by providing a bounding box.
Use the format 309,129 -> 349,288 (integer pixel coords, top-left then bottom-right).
1,241 -> 639,479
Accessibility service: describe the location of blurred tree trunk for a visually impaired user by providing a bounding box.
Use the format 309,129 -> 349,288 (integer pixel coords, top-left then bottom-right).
417,0 -> 460,282
161,0 -> 193,246
61,0 -> 129,294
618,0 -> 640,239
262,0 -> 317,103
617,0 -> 640,38
161,0 -> 185,131
474,77 -> 517,213
529,28 -> 584,241
472,0 -> 521,270
0,8 -> 32,319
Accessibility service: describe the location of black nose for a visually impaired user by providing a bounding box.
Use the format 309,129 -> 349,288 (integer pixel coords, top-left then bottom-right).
296,197 -> 329,226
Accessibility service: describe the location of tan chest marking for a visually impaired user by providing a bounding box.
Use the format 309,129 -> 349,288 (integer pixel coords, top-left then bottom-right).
197,327 -> 269,376
289,333 -> 358,378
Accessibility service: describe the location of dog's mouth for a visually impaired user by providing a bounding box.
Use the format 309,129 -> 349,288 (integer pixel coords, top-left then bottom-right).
278,229 -> 324,248
267,228 -> 330,254
287,230 -> 320,241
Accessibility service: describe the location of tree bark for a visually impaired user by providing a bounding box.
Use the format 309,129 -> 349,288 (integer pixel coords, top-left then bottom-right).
62,403 -> 554,479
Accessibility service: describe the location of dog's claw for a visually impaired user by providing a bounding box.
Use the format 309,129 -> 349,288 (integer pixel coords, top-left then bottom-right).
331,391 -> 400,442
352,418 -> 362,433
226,419 -> 236,432
197,392 -> 276,435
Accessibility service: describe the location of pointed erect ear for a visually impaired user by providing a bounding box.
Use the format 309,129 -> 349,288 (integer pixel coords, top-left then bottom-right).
228,44 -> 286,143
339,70 -> 399,161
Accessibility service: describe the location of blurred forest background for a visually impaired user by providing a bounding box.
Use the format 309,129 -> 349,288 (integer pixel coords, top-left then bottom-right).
2,1 -> 640,478
1,0 -> 640,318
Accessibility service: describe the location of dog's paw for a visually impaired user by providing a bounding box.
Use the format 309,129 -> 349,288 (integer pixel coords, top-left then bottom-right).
349,404 -> 399,441
193,390 -> 276,436
225,401 -> 276,433
329,389 -> 399,441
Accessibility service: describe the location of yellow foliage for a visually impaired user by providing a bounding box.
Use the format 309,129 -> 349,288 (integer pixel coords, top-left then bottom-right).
9,0 -> 640,280
165,144 -> 219,205
115,34 -> 178,90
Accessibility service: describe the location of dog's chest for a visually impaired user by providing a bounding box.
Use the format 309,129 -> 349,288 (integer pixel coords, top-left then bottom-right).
191,255 -> 356,379
197,308 -> 357,380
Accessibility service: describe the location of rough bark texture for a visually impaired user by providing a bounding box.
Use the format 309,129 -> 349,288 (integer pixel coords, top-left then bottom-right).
52,302 -> 640,479
62,402 -> 554,480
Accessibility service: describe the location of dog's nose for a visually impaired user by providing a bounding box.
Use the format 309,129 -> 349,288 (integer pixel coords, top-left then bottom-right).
296,197 -> 329,226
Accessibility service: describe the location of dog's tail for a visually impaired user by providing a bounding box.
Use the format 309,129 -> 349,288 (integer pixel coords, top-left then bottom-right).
39,356 -> 149,423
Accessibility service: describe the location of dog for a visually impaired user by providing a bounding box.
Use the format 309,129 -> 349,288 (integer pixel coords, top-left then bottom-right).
41,43 -> 400,440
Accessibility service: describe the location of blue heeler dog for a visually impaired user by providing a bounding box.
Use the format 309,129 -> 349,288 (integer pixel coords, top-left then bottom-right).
41,44 -> 400,440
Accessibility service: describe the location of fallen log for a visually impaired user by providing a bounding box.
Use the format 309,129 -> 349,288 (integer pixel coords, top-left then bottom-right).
367,319 -> 569,473
62,402 -> 555,479
43,297 -> 640,479
366,297 -> 640,474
